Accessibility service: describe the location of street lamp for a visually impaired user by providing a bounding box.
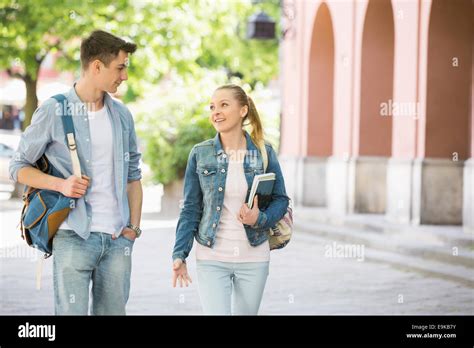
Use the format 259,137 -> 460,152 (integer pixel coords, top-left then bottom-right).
246,1 -> 295,41
246,11 -> 276,40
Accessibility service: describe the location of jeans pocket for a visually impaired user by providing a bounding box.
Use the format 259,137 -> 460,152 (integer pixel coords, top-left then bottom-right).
120,234 -> 135,244
55,229 -> 74,237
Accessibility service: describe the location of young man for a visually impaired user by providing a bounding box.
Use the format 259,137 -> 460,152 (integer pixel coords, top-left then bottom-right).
9,30 -> 143,315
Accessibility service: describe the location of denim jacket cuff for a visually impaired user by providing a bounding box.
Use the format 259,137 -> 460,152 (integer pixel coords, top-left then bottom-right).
127,173 -> 142,183
252,211 -> 268,229
172,252 -> 186,263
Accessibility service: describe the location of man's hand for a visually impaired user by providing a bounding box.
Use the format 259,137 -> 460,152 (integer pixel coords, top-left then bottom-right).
112,227 -> 137,241
60,175 -> 90,198
238,195 -> 260,226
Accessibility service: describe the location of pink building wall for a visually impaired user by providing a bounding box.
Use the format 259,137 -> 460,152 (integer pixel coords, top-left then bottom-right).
280,0 -> 473,227
281,0 -> 472,160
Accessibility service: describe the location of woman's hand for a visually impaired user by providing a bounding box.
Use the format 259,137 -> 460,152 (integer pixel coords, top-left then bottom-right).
238,195 -> 260,226
172,259 -> 192,287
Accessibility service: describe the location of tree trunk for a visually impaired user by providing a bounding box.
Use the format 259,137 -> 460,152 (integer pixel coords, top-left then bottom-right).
22,75 -> 38,130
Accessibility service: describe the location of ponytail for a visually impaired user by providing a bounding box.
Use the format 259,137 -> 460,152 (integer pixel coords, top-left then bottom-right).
215,84 -> 265,146
246,96 -> 264,146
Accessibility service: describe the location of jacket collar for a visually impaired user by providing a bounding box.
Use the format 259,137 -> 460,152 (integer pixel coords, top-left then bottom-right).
213,131 -> 258,156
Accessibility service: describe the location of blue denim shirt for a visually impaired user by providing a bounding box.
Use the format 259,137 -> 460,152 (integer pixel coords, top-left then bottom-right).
9,85 -> 142,240
172,131 -> 289,262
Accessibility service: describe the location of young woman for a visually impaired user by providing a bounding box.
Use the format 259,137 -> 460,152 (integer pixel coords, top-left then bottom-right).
171,84 -> 289,315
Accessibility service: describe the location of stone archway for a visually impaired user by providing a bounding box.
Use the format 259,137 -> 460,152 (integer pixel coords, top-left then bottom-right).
302,1 -> 335,207
359,0 -> 394,157
352,0 -> 394,214
425,0 -> 471,160
308,2 -> 334,158
415,0 -> 472,224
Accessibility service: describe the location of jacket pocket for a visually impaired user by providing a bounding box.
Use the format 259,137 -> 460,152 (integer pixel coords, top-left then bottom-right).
196,166 -> 217,190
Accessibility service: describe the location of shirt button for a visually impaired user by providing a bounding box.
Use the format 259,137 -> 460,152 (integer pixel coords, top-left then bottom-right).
216,206 -> 221,211
212,223 -> 216,228
218,187 -> 223,192
204,170 -> 208,174
86,159 -> 89,163
84,117 -> 88,121
86,138 -> 89,142
207,241 -> 211,246
221,169 -> 225,173
222,154 -> 227,159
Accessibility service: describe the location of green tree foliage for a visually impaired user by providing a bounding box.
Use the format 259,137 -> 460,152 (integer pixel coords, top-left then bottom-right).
0,0 -> 129,128
112,0 -> 281,102
132,70 -> 280,186
1,0 -> 280,184
126,0 -> 281,185
132,70 -> 226,185
1,0 -> 279,127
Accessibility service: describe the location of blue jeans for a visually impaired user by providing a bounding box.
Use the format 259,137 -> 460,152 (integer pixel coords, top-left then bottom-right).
196,260 -> 269,315
52,229 -> 134,315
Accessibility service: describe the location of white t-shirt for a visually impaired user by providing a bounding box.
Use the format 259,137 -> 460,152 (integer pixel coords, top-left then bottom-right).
59,106 -> 122,235
196,158 -> 270,262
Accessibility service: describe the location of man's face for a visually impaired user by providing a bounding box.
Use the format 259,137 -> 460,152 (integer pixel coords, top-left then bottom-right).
95,50 -> 129,93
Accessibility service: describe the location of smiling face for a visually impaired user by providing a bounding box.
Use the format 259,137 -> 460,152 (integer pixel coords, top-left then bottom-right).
209,88 -> 248,134
90,50 -> 129,93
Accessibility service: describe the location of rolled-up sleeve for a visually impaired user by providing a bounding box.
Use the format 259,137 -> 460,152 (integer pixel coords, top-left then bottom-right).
126,110 -> 142,182
9,102 -> 53,182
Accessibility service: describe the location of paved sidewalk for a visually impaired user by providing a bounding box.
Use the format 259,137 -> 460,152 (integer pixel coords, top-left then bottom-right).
295,206 -> 474,286
1,202 -> 473,315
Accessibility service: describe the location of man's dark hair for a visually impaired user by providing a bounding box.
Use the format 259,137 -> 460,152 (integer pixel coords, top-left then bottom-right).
80,30 -> 137,69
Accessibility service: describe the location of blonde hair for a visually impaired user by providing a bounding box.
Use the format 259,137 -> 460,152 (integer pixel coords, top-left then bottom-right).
215,84 -> 264,146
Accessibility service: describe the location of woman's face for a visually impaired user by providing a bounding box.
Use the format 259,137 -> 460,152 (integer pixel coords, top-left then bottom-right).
209,89 -> 248,134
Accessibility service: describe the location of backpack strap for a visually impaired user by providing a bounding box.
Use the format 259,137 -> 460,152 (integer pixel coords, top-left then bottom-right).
258,141 -> 269,173
51,94 -> 82,178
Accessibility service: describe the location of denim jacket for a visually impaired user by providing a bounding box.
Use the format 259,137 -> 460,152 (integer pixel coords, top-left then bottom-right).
9,85 -> 142,240
172,131 -> 289,262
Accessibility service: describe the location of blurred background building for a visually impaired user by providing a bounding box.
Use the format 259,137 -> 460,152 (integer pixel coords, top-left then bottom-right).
1,0 -> 472,316
0,0 -> 472,230
279,0 -> 473,231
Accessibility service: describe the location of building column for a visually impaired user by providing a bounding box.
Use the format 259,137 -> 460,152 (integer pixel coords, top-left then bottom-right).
346,0 -> 394,215
463,159 -> 473,232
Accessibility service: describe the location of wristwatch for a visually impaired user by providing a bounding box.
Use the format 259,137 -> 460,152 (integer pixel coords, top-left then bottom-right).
127,223 -> 142,238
